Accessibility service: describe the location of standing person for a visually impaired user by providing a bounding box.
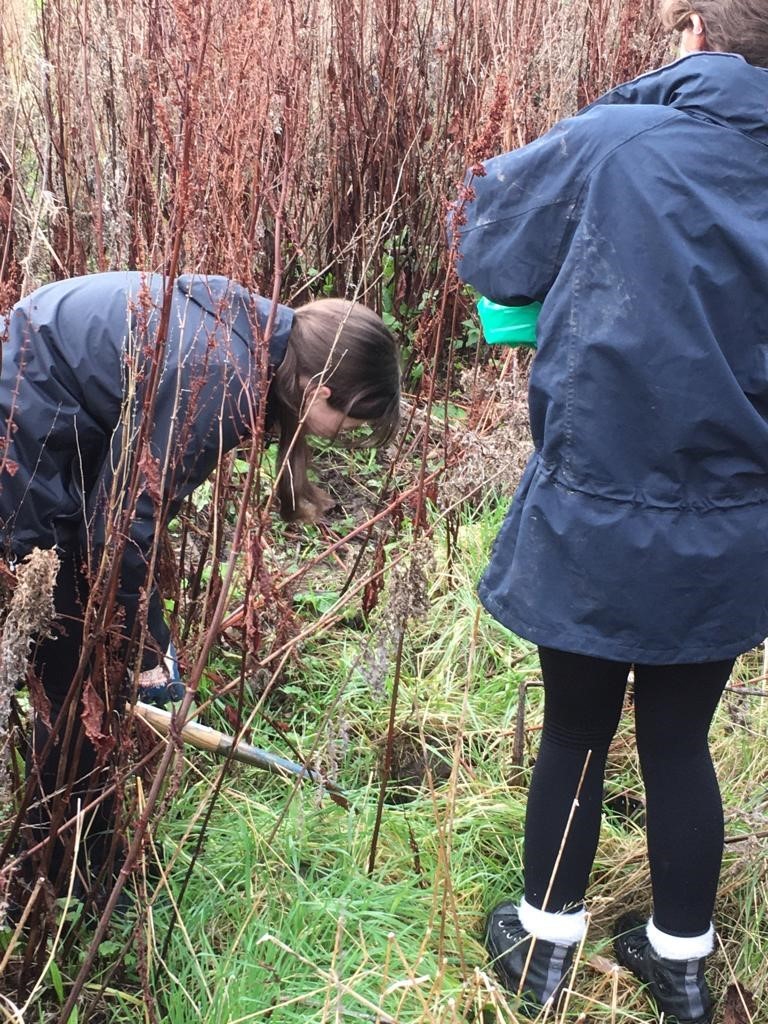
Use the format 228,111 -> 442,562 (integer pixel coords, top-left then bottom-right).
454,3 -> 768,1021
0,271 -> 400,900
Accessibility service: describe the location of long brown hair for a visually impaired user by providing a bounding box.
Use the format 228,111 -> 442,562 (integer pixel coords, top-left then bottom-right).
271,298 -> 401,521
661,0 -> 768,66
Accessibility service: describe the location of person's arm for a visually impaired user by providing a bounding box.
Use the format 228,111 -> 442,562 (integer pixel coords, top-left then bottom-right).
453,116 -> 594,304
87,321 -> 255,674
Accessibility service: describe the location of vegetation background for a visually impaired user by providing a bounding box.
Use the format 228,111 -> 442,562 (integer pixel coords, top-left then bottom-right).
0,0 -> 764,1021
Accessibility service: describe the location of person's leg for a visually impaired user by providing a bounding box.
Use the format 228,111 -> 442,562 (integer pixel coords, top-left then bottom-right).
633,659 -> 733,937
613,658 -> 733,1024
486,647 -> 630,1011
523,646 -> 630,913
23,547 -> 83,874
25,548 -> 113,891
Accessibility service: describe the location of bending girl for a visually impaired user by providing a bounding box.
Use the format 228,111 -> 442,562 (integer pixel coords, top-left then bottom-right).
0,271 -> 400,897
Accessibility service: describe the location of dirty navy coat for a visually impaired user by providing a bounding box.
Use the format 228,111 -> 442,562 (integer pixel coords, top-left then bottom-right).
0,272 -> 293,661
457,52 -> 768,664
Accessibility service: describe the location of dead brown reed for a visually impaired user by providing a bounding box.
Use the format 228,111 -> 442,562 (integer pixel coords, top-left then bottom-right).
0,0 -> 668,1011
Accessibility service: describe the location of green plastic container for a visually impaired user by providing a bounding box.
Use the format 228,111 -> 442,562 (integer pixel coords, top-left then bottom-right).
477,296 -> 541,347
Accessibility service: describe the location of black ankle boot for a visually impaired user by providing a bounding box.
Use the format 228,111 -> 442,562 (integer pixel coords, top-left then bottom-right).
485,902 -> 575,1016
614,913 -> 713,1024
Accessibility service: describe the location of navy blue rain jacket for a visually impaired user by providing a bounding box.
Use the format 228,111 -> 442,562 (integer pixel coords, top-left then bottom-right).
456,53 -> 768,664
0,272 -> 292,659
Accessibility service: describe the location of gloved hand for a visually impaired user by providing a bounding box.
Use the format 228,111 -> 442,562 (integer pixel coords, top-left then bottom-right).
137,643 -> 185,707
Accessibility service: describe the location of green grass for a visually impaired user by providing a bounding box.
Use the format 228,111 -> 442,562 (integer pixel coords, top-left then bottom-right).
126,497 -> 768,1024
6,494 -> 764,1023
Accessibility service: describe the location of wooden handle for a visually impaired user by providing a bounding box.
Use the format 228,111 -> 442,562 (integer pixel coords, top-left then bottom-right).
135,701 -> 228,754
133,701 -> 350,810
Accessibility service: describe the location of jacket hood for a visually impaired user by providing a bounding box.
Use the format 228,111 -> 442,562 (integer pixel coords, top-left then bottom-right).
176,274 -> 293,368
589,52 -> 768,147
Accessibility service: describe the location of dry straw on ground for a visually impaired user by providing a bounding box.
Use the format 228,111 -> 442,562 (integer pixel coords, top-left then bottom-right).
0,0 -> 683,1016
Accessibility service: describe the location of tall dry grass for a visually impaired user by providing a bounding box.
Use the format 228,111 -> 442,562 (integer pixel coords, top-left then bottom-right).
0,0 -> 669,1011
0,0 -> 666,306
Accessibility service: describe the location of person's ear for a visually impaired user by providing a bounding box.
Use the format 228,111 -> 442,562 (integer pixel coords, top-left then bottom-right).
682,13 -> 708,51
299,377 -> 332,402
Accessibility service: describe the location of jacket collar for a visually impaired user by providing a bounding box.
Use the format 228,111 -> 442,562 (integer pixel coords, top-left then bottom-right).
588,53 -> 768,147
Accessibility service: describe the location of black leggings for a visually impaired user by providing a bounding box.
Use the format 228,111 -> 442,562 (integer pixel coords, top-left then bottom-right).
22,548 -> 117,888
523,646 -> 733,937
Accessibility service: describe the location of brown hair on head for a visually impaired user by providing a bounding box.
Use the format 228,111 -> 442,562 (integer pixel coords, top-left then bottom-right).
660,0 -> 768,66
272,298 -> 401,521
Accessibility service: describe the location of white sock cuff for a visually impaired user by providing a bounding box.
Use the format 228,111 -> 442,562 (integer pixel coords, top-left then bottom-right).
646,918 -> 715,960
518,898 -> 587,946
